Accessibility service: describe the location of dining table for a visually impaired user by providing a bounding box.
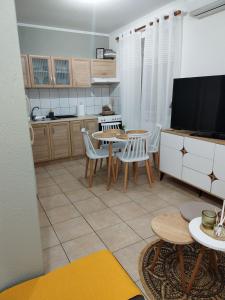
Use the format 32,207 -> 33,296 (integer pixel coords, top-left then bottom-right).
92,131 -> 127,190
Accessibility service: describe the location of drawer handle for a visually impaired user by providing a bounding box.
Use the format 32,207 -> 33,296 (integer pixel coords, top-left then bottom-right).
180,147 -> 188,155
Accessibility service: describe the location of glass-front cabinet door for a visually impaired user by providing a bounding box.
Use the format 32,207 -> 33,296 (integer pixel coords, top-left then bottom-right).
29,55 -> 53,88
51,57 -> 72,87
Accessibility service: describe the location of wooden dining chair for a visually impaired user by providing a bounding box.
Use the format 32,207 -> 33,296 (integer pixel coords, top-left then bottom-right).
81,128 -> 109,188
115,134 -> 153,192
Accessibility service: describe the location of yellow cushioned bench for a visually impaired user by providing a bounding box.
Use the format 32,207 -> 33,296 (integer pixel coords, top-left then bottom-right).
0,250 -> 143,300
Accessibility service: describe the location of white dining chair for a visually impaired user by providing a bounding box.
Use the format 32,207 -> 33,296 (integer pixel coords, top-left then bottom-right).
148,124 -> 162,170
115,135 -> 153,192
81,128 -> 109,188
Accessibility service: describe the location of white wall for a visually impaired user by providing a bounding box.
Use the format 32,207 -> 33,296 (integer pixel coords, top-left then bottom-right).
0,0 -> 43,291
110,0 -> 225,78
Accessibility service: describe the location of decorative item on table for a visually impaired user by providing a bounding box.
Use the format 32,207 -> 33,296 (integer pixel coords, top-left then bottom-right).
103,49 -> 116,59
96,48 -> 104,59
201,210 -> 217,229
101,105 -> 114,116
214,199 -> 225,237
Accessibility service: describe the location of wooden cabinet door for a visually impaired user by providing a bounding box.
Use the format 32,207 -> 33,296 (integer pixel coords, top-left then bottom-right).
51,57 -> 72,88
83,119 -> 98,148
70,121 -> 85,157
72,58 -> 91,87
50,122 -> 71,159
91,59 -> 116,78
32,124 -> 51,163
29,55 -> 53,88
21,55 -> 31,88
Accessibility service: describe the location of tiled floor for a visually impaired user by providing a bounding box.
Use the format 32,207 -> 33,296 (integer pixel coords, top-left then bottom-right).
36,158 -> 221,299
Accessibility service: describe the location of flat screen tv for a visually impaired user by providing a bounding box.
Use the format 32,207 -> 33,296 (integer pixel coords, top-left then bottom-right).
171,75 -> 225,139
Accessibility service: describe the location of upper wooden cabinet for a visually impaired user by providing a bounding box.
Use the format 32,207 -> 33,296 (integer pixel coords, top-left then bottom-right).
72,58 -> 91,87
29,55 -> 53,88
21,55 -> 31,88
32,124 -> 51,163
49,122 -> 71,160
51,57 -> 72,88
91,59 -> 116,78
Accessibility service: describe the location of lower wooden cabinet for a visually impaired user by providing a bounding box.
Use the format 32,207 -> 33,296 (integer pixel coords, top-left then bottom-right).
32,118 -> 98,163
70,121 -> 85,156
49,122 -> 71,160
32,124 -> 51,162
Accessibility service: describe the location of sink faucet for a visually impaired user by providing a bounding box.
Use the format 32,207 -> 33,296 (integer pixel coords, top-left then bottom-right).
30,106 -> 39,121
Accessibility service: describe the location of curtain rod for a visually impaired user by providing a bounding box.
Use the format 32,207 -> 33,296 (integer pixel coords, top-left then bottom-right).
115,10 -> 181,41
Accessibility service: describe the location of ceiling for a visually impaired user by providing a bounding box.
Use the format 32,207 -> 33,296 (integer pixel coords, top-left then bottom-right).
15,0 -> 174,34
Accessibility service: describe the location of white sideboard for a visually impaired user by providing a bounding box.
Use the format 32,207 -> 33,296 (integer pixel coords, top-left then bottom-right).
160,130 -> 225,200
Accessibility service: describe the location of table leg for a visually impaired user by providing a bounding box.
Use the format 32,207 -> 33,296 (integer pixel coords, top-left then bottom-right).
177,245 -> 185,291
107,142 -> 113,190
186,246 -> 205,294
149,240 -> 163,272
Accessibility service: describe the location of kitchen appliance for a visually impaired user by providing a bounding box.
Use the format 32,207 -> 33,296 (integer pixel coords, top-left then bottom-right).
103,49 -> 116,59
171,75 -> 225,139
97,114 -> 122,131
77,104 -> 85,116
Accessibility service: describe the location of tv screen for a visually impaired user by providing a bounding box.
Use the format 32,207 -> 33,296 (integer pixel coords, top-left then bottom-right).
171,75 -> 225,133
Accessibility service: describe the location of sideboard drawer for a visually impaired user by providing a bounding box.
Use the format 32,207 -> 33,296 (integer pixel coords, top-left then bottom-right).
182,167 -> 211,192
184,137 -> 215,159
213,144 -> 225,181
183,153 -> 213,175
161,132 -> 184,150
211,180 -> 225,199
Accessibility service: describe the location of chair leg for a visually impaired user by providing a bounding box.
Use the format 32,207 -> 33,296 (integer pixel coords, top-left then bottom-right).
89,160 -> 94,188
133,162 -> 138,184
112,157 -> 116,183
115,158 -> 120,181
100,158 -> 103,169
123,162 -> 129,192
85,157 -> 89,179
94,159 -> 98,174
145,160 -> 152,186
148,159 -> 154,183
153,152 -> 160,170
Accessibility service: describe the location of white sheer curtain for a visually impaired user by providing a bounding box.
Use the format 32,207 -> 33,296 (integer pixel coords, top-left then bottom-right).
141,13 -> 183,132
119,32 -> 142,130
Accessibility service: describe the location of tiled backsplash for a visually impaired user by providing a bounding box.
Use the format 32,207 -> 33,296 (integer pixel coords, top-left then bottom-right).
26,85 -> 120,117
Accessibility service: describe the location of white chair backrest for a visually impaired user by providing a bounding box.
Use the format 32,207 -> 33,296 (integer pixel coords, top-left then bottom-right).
149,124 -> 162,153
81,128 -> 97,157
122,135 -> 149,161
102,122 -> 120,131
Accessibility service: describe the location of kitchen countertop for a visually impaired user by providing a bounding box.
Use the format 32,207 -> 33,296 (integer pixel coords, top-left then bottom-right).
31,115 -> 97,125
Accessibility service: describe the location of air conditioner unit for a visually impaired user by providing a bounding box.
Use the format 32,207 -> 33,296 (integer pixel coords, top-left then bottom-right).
189,0 -> 225,18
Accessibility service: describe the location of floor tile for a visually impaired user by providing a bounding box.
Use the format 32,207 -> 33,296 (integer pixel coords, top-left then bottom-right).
46,204 -> 80,224
74,197 -> 106,215
126,190 -> 154,201
99,190 -> 132,207
36,177 -> 55,188
114,240 -> 146,281
45,164 -> 65,171
39,194 -> 70,211
111,202 -> 147,221
53,174 -> 76,184
57,180 -> 83,192
151,205 -> 179,216
53,216 -> 93,243
38,185 -> 62,198
40,226 -> 60,249
47,168 -> 70,177
43,245 -> 69,273
157,189 -> 194,207
126,214 -> 155,239
65,188 -> 94,202
84,208 -> 122,230
63,232 -> 106,262
39,209 -> 51,227
133,194 -> 168,212
97,223 -> 141,251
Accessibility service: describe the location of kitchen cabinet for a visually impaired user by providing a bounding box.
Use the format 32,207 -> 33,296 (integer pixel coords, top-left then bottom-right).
72,58 -> 91,87
70,121 -> 84,156
49,122 -> 71,159
51,57 -> 72,88
21,55 -> 31,88
29,55 -> 53,88
84,119 -> 98,148
91,59 -> 116,78
32,124 -> 51,162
